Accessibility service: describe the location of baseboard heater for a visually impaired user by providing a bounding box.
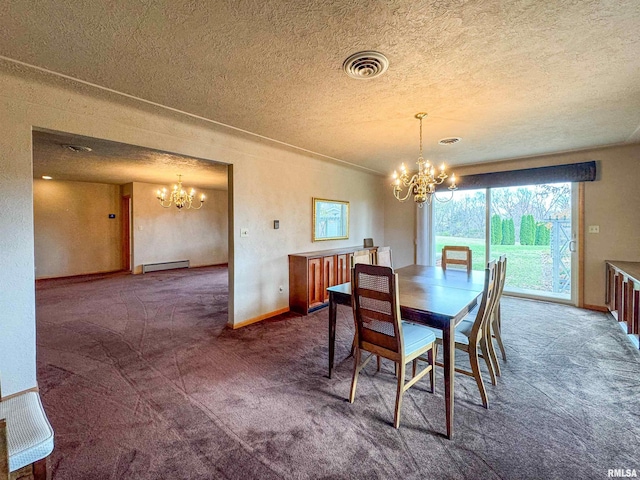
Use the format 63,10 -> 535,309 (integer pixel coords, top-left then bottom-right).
142,260 -> 190,274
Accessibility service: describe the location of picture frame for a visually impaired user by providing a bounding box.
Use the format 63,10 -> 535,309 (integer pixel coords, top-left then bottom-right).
313,198 -> 349,242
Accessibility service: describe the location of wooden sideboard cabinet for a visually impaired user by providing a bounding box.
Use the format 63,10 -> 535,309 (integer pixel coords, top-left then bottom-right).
605,261 -> 640,349
289,246 -> 377,314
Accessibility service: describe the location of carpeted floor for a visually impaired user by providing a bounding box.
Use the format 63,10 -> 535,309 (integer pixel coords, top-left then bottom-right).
35,266 -> 640,479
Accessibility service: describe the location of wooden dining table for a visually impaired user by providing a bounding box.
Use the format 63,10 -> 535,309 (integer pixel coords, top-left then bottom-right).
326,264 -> 485,439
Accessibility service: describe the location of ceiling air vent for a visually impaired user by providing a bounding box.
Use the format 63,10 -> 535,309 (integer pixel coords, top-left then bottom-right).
343,51 -> 389,80
63,144 -> 93,153
438,137 -> 462,146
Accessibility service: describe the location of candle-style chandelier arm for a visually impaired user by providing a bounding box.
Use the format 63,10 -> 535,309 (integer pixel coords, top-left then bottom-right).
392,172 -> 419,202
157,188 -> 172,208
434,189 -> 455,203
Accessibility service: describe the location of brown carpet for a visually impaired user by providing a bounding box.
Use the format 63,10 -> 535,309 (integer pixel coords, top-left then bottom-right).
35,266 -> 640,479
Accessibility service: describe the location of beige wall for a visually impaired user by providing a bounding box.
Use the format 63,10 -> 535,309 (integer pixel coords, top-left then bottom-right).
0,68 -> 384,395
383,193 -> 416,268
131,182 -> 228,273
452,144 -> 640,307
33,179 -> 122,278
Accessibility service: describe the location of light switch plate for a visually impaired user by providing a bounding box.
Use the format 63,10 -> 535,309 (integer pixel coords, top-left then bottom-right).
240,228 -> 249,237
588,225 -> 599,233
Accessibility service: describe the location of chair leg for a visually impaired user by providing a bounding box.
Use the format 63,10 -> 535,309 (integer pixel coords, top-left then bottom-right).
394,361 -> 406,428
377,355 -> 382,372
0,419 -> 8,480
469,347 -> 489,409
349,348 -> 361,403
494,308 -> 507,362
33,457 -> 50,480
487,319 -> 502,377
348,335 -> 356,358
428,346 -> 435,393
480,338 -> 497,386
487,332 -> 501,378
412,358 -> 417,378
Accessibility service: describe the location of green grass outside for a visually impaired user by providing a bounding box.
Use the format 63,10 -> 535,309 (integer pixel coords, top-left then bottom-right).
436,236 -> 553,292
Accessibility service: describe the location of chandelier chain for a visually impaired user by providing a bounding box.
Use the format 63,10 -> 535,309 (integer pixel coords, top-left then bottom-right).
419,116 -> 423,158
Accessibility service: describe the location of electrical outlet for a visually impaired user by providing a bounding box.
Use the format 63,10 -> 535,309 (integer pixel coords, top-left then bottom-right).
588,225 -> 599,234
240,228 -> 249,237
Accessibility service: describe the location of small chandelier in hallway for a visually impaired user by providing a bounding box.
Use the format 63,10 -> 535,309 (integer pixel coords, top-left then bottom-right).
157,174 -> 205,210
392,113 -> 458,207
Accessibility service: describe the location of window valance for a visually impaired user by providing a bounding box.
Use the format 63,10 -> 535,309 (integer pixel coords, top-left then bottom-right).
453,161 -> 596,191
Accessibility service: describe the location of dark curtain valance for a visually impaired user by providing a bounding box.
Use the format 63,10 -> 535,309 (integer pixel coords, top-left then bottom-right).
454,161 -> 596,191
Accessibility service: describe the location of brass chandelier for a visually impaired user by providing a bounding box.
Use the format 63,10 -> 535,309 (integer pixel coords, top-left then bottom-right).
392,113 -> 457,207
157,174 -> 205,210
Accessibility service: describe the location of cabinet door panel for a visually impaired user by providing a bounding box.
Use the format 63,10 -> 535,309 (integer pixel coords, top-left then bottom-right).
323,256 -> 335,302
336,254 -> 349,284
308,258 -> 323,308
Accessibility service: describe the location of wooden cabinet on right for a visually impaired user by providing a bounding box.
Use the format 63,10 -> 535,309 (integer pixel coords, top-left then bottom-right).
605,261 -> 640,349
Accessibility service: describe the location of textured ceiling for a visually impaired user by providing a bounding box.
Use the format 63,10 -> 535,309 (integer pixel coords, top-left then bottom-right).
33,130 -> 228,190
4,1 -> 640,174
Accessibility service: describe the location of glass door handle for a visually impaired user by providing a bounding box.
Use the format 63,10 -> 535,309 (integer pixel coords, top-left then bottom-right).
569,240 -> 577,252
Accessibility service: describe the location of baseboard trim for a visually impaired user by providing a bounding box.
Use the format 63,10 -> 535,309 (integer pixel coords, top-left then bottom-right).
583,303 -> 608,312
230,307 -> 290,329
36,269 -> 128,282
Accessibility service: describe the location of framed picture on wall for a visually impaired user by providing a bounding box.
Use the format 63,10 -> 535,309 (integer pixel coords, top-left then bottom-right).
313,198 -> 349,241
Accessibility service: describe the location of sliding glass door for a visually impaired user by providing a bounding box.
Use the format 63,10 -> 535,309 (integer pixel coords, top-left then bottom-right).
489,183 -> 573,300
432,182 -> 575,302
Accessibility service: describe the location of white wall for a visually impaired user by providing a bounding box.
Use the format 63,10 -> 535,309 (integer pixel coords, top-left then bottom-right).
131,182 -> 228,273
0,67 -> 384,395
33,179 -> 122,278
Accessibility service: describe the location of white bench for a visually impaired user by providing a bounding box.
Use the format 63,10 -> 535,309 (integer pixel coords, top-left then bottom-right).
0,382 -> 54,480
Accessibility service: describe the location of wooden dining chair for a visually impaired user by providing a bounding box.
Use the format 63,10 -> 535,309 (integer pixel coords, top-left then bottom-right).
431,261 -> 500,408
375,246 -> 393,268
0,376 -> 54,480
351,249 -> 372,267
350,264 -> 437,428
486,255 -> 508,376
441,246 -> 472,273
